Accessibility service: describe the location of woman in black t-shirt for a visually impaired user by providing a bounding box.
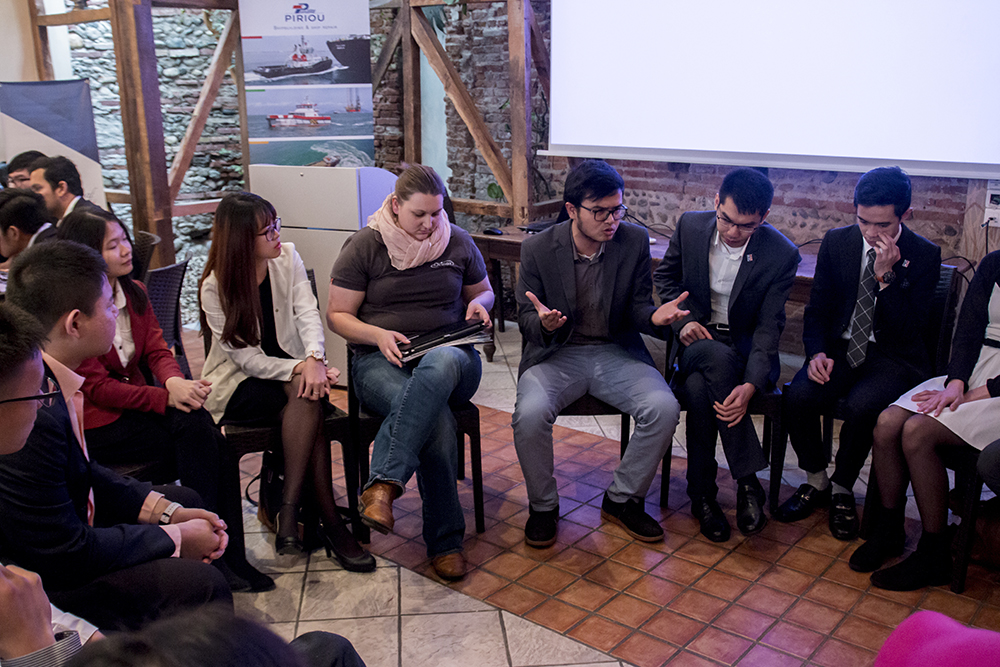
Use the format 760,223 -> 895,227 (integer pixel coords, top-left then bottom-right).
328,165 -> 493,581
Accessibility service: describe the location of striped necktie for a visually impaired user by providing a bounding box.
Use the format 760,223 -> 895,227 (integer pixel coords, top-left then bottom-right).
846,248 -> 878,368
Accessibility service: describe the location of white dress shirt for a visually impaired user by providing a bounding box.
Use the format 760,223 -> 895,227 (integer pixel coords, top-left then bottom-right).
708,229 -> 748,326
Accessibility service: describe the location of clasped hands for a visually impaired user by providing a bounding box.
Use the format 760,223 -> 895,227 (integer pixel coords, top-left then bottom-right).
164,504 -> 229,563
291,357 -> 340,400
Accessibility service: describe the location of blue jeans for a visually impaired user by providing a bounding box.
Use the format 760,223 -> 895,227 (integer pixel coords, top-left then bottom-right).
512,344 -> 680,512
352,345 -> 482,557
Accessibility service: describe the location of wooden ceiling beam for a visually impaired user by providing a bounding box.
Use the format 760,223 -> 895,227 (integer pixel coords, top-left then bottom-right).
36,8 -> 112,26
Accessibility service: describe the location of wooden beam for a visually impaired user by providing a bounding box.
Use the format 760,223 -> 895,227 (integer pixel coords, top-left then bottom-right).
27,0 -> 54,81
167,11 -> 238,203
372,12 -> 405,90
526,0 -> 550,102
151,0 -> 237,8
409,0 -> 507,6
530,198 -> 563,218
401,1 -> 421,163
173,198 -> 222,216
232,20 -> 251,191
104,189 -> 131,204
508,0 -> 530,226
450,197 -> 512,218
35,7 -> 112,26
411,8 -> 513,200
109,0 -> 175,267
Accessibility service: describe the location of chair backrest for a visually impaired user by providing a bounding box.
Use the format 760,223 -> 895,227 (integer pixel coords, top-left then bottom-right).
925,264 -> 962,376
132,230 -> 161,283
146,258 -> 190,351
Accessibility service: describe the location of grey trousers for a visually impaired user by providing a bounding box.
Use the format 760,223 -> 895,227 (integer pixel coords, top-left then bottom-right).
512,344 -> 680,511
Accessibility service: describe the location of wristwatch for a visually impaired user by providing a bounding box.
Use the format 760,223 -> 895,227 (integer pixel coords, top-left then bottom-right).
305,349 -> 326,364
876,270 -> 896,285
158,501 -> 181,525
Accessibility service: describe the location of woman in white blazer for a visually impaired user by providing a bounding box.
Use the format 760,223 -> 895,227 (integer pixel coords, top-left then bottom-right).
199,192 -> 374,572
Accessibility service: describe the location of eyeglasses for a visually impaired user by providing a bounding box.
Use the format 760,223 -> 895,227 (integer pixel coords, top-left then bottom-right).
257,217 -> 281,241
0,376 -> 61,408
578,204 -> 628,223
716,208 -> 762,233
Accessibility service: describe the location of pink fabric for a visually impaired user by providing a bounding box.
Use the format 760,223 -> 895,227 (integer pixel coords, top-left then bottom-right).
875,610 -> 1000,667
366,193 -> 451,271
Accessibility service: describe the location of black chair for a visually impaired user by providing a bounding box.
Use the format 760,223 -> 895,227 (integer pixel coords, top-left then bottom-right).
345,348 -> 485,544
660,333 -> 786,510
131,230 -> 161,284
201,269 -> 362,537
145,257 -> 192,380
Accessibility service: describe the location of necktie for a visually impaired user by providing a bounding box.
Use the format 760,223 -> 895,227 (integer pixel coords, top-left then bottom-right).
846,248 -> 877,368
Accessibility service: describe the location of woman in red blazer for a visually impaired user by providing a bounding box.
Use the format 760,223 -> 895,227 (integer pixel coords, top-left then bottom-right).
59,209 -> 274,593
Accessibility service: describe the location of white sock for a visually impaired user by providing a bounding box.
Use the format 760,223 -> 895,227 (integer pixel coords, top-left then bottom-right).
831,482 -> 852,497
806,471 -> 830,491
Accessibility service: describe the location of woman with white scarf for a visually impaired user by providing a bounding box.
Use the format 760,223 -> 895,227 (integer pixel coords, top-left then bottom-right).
328,165 -> 493,581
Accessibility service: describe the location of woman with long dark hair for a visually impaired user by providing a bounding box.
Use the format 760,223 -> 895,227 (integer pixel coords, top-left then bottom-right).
327,165 -> 493,580
199,192 -> 373,571
59,208 -> 273,592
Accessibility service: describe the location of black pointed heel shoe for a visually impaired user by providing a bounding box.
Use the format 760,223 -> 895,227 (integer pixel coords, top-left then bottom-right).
320,518 -> 376,573
275,503 -> 304,556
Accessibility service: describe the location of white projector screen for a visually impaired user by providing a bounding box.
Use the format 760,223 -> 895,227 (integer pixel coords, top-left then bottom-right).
546,0 -> 1000,179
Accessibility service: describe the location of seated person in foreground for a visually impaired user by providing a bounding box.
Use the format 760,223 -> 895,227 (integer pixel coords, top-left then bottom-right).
854,249 -> 1000,590
327,165 -> 494,581
0,303 -> 99,667
776,166 -> 942,541
59,209 -> 272,592
1,241 -> 232,631
512,160 -> 688,547
199,193 -> 373,572
653,168 -> 800,541
0,188 -> 56,272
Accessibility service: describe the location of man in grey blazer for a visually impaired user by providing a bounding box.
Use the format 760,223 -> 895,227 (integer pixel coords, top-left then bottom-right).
512,160 -> 688,548
654,169 -> 800,541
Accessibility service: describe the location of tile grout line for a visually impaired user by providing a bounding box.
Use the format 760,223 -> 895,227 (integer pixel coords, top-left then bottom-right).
497,610 -> 514,667
397,564 -> 403,667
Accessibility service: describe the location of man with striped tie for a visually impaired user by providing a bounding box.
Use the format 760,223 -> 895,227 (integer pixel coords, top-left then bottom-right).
776,167 -> 941,541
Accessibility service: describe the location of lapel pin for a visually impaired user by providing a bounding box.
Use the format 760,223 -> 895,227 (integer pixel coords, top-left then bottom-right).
747,254 -> 754,262
902,259 -> 910,268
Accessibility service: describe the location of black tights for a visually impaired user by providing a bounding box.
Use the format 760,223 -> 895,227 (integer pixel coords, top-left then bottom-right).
872,406 -> 966,534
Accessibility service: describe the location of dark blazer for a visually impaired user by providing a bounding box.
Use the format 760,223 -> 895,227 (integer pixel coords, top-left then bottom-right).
31,224 -> 58,245
516,220 -> 666,377
77,284 -> 184,430
945,250 -> 1000,395
803,224 -> 941,376
65,197 -> 106,219
653,211 -> 801,390
0,364 -> 176,591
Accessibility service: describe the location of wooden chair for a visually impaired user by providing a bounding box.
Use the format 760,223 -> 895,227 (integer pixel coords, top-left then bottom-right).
145,257 -> 192,380
131,230 -> 160,284
660,333 -> 786,510
345,348 -> 485,544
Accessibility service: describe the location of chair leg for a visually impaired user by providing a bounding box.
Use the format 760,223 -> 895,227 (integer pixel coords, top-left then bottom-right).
859,470 -> 880,541
620,414 -> 631,458
355,431 -> 371,544
337,429 -> 364,539
466,420 -> 485,534
456,428 -> 466,481
823,414 -> 835,464
952,462 -> 983,594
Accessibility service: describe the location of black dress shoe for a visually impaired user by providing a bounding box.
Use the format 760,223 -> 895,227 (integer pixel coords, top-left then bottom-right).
736,482 -> 767,536
690,496 -> 731,543
320,519 -> 376,573
601,493 -> 664,542
774,484 -> 832,523
524,507 -> 559,547
829,493 -> 859,541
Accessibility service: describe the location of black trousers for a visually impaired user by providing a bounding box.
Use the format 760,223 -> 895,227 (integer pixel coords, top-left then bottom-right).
784,340 -> 925,489
291,632 -> 368,667
86,407 -> 249,564
47,485 -> 233,631
678,336 -> 768,499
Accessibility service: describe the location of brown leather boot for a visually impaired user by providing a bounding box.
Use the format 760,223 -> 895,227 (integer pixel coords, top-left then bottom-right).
359,482 -> 399,534
431,552 -> 467,581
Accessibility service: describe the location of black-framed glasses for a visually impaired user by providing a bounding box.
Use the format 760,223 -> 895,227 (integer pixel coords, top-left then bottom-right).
0,376 -> 61,408
578,204 -> 628,223
257,217 -> 281,241
716,208 -> 762,232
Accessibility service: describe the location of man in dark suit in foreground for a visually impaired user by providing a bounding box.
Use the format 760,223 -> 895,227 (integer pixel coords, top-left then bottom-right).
512,160 -> 689,548
653,168 -> 800,541
1,241 -> 232,631
776,167 -> 942,540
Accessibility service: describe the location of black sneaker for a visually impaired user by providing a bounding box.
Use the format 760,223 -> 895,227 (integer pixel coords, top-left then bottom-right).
848,531 -> 905,573
601,493 -> 664,542
524,507 -> 559,547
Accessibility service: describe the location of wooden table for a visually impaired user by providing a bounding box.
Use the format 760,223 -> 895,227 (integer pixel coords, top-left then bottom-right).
471,225 -> 819,361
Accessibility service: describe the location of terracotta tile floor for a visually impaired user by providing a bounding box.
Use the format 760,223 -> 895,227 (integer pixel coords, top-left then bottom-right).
181,326 -> 1000,667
